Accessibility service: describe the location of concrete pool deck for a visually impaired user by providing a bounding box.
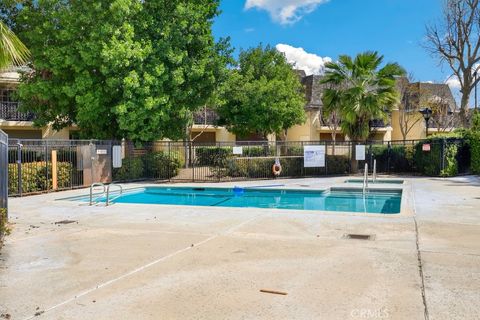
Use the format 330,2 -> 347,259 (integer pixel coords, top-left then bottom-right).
0,176 -> 479,319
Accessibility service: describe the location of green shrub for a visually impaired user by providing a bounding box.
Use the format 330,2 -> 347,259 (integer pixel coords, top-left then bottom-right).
440,144 -> 459,177
143,152 -> 182,179
8,162 -> 73,194
112,157 -> 144,181
414,142 -> 442,176
0,208 -> 9,238
195,147 -> 232,166
371,144 -> 414,173
326,155 -> 350,174
413,138 -> 463,177
465,131 -> 480,174
242,146 -> 274,157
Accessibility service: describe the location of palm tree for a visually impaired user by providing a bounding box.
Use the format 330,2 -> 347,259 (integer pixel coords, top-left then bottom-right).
322,51 -> 405,171
0,21 -> 30,70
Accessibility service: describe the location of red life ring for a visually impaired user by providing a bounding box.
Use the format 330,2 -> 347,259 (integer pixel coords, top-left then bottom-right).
272,163 -> 282,176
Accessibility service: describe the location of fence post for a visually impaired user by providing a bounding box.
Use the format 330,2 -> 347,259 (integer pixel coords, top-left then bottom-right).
16,141 -> 22,196
192,142 -> 195,182
51,150 -> 58,190
441,138 -> 446,175
45,140 -> 49,192
369,143 -> 373,173
387,141 -> 391,174
325,141 -> 328,176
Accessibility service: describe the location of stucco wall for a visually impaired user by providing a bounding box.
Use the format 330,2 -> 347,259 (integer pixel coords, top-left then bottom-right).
391,110 -> 426,141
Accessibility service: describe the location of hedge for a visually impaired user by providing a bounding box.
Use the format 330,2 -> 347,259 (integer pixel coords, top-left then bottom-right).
0,208 -> 8,239
222,154 -> 350,178
413,137 -> 465,177
370,144 -> 414,173
113,151 -> 183,181
464,131 -> 480,174
195,147 -> 232,166
8,162 -> 73,194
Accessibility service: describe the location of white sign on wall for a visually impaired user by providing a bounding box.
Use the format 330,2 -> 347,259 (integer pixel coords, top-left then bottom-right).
233,146 -> 243,155
304,145 -> 326,167
96,149 -> 108,155
112,146 -> 122,168
355,145 -> 366,161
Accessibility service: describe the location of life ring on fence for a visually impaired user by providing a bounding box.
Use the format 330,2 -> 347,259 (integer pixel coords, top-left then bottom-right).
272,163 -> 282,176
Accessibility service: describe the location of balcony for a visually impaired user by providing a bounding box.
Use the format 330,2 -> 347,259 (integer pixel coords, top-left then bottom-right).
193,108 -> 218,125
369,119 -> 390,128
0,102 -> 35,121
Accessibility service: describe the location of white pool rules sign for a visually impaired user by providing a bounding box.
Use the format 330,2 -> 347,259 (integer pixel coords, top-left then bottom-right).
304,145 -> 326,168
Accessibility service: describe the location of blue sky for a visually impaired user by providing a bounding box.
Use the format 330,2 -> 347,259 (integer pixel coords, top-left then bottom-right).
213,0 -> 455,88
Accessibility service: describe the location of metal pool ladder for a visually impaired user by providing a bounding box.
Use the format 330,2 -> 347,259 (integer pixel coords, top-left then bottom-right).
89,183 -> 106,206
106,183 -> 123,206
373,159 -> 377,183
363,163 -> 369,194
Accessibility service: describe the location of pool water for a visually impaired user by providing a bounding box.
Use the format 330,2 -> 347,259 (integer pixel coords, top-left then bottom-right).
81,186 -> 402,214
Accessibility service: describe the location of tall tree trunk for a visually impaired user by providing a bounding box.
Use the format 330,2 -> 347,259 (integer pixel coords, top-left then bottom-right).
459,90 -> 471,127
350,142 -> 358,173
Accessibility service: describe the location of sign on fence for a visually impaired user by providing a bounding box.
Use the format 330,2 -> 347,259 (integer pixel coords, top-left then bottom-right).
355,145 -> 366,161
232,146 -> 243,155
422,144 -> 431,152
304,145 -> 326,167
96,149 -> 108,155
112,146 -> 122,168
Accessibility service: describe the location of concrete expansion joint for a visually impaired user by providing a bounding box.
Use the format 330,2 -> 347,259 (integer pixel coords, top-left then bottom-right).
414,216 -> 429,320
20,214 -> 261,320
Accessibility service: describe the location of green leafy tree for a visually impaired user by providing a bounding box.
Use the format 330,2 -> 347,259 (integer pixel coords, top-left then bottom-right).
216,45 -> 306,140
2,0 -> 228,142
321,51 -> 405,170
0,20 -> 29,69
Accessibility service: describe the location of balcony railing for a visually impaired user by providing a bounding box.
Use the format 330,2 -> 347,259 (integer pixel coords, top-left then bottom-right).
0,102 -> 35,121
369,119 -> 390,128
193,108 -> 218,125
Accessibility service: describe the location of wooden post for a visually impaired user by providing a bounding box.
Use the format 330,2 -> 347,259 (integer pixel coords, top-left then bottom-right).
51,150 -> 58,190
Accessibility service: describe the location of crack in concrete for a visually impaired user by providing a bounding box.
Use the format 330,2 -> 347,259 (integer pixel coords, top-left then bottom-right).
411,182 -> 429,320
21,214 -> 261,320
414,217 -> 429,320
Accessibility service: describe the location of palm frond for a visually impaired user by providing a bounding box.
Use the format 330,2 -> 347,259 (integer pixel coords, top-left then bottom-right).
0,21 -> 30,70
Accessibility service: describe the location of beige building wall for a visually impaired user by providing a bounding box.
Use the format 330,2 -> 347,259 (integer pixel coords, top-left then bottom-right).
0,121 -> 72,140
390,110 -> 426,141
190,125 -> 236,143
286,110 -> 320,141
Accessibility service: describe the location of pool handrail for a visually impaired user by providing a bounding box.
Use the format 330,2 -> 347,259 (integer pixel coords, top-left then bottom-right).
373,159 -> 377,183
89,183 -> 106,206
106,183 -> 123,206
363,163 -> 369,194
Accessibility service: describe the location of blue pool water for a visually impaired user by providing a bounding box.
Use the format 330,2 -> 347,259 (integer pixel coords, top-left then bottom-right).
80,186 -> 402,214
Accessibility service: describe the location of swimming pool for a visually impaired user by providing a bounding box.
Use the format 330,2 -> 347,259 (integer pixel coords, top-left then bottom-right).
73,186 -> 402,214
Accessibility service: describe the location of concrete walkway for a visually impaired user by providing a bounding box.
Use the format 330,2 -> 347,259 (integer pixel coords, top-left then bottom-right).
0,176 -> 479,319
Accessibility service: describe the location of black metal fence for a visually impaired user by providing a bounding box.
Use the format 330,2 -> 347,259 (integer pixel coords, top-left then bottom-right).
6,138 -> 471,196
1,130 -> 8,237
7,139 -> 119,196
115,139 -> 470,182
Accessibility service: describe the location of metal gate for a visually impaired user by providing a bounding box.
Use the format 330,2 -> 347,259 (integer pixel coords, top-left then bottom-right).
0,130 -> 8,234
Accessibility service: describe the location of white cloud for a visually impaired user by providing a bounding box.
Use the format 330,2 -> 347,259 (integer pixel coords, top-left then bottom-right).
245,0 -> 330,25
276,44 -> 331,75
445,76 -> 461,90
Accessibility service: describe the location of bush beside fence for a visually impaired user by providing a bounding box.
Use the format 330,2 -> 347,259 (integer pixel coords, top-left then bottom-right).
113,151 -> 183,181
8,162 -> 74,194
